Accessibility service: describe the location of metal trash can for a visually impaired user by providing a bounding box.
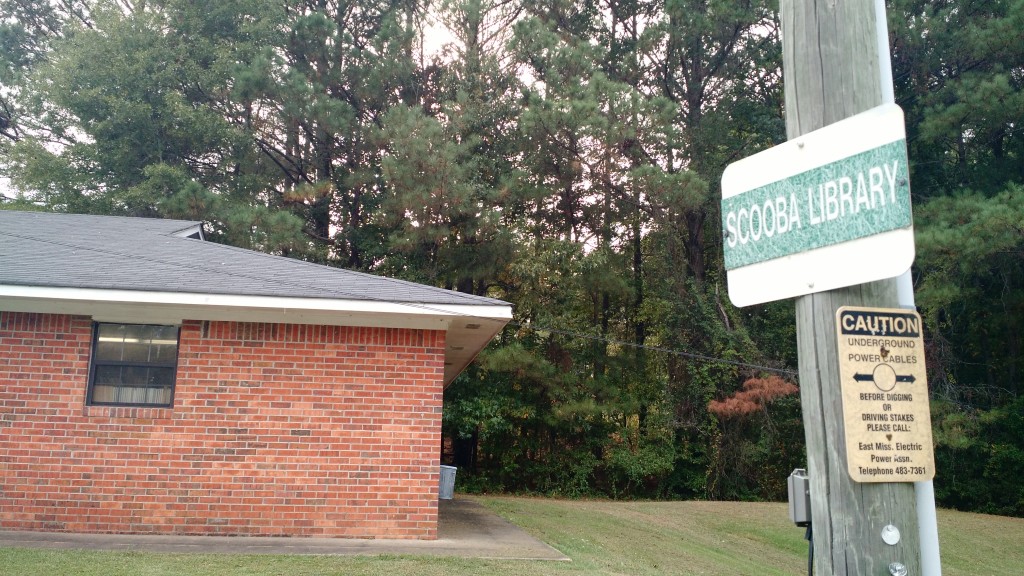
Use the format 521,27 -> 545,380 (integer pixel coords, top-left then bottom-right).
438,465 -> 457,500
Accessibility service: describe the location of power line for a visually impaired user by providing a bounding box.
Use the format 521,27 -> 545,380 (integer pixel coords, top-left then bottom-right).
506,321 -> 796,377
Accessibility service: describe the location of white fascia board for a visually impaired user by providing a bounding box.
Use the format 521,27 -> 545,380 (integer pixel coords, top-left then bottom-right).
0,285 -> 512,329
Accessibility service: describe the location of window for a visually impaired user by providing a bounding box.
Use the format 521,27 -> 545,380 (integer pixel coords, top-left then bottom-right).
88,323 -> 179,407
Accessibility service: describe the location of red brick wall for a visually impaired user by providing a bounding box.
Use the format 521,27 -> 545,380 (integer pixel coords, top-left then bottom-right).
0,312 -> 445,538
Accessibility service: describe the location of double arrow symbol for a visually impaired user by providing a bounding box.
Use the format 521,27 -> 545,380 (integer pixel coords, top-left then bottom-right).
853,373 -> 916,383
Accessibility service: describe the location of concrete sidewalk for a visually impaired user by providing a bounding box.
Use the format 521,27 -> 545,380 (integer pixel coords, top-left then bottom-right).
0,499 -> 568,561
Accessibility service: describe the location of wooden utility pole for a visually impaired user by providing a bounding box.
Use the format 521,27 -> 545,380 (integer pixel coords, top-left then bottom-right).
782,0 -> 921,574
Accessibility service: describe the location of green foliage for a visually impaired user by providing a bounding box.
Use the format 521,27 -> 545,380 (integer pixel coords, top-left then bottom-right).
932,397 -> 1024,516
890,0 -> 1024,197
914,186 -> 1024,403
602,412 -> 677,498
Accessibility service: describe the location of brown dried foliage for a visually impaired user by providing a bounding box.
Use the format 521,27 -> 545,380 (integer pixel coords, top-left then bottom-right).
708,376 -> 799,419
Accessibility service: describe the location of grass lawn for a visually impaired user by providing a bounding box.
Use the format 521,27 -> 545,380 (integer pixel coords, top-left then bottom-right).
2,497 -> 1022,576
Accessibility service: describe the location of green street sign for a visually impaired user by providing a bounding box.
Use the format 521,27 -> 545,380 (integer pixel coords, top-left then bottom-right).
722,140 -> 911,270
721,104 -> 915,307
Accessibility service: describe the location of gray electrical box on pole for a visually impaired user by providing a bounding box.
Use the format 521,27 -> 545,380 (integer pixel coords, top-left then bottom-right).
788,468 -> 811,527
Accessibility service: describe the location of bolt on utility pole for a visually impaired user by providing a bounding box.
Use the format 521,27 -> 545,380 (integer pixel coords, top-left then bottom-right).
781,0 -> 922,574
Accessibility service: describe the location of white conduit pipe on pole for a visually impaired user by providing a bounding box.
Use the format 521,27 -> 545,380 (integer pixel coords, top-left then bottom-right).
876,0 -> 943,571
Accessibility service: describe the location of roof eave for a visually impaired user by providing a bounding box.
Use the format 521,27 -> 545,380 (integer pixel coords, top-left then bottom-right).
0,285 -> 512,386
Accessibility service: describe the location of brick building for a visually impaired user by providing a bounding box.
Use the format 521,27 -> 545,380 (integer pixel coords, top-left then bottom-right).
0,211 -> 510,539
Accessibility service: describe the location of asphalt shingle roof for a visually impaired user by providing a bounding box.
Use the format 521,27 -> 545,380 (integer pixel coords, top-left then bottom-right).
0,210 -> 507,307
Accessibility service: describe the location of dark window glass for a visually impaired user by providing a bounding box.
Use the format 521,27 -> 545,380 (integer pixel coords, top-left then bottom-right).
88,323 -> 179,407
